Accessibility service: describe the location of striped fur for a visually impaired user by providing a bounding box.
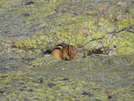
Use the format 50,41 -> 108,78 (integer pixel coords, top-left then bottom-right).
52,43 -> 76,60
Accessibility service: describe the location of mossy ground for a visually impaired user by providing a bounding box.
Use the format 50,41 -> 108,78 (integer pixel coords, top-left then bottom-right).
0,0 -> 134,100
0,0 -> 134,55
1,55 -> 134,100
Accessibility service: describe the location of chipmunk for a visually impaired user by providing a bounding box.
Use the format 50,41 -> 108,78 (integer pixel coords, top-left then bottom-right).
51,43 -> 76,60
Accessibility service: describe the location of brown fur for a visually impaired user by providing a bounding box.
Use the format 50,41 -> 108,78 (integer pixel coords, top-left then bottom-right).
51,43 -> 76,60
68,45 -> 76,59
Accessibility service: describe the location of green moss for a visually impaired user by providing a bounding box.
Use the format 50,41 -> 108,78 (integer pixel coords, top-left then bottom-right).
0,1 -> 8,10
15,35 -> 49,50
1,0 -> 134,100
1,54 -> 134,100
110,32 -> 134,55
116,18 -> 134,29
1,0 -> 134,55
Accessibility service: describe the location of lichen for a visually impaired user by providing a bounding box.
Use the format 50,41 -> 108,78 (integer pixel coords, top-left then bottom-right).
115,18 -> 134,29
110,32 -> 134,55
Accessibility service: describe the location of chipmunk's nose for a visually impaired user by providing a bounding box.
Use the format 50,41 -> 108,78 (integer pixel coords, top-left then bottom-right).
64,57 -> 69,61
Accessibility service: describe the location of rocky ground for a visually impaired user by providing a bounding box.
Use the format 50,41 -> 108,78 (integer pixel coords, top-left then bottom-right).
0,0 -> 134,100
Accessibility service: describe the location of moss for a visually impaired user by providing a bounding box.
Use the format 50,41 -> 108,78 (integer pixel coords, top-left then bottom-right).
0,1 -> 8,10
116,18 -> 134,29
15,35 -> 48,50
110,32 -> 134,55
1,0 -> 134,100
1,0 -> 134,56
1,54 -> 134,100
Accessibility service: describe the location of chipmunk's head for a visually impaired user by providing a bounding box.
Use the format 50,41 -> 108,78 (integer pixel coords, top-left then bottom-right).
62,45 -> 76,60
68,45 -> 76,60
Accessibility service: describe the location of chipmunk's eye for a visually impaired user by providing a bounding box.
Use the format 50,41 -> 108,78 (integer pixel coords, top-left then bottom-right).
65,45 -> 69,49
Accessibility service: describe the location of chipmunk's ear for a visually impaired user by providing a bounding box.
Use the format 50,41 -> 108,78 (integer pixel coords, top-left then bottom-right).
65,45 -> 69,50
